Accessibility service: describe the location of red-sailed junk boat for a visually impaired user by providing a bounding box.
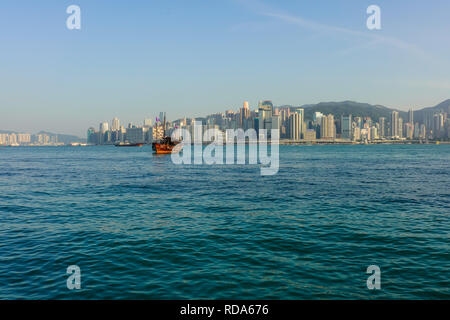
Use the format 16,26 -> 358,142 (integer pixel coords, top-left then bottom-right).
152,114 -> 181,154
152,136 -> 180,154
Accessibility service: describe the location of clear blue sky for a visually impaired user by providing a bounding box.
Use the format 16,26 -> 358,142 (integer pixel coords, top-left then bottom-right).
0,0 -> 449,136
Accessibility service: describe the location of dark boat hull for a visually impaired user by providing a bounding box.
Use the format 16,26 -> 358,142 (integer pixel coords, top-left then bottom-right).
115,143 -> 144,147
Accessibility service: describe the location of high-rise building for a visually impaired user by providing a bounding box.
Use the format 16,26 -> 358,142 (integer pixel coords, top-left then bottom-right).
379,117 -> 386,138
341,114 -> 352,139
313,112 -> 324,124
398,117 -> 403,138
354,117 -> 363,129
143,118 -> 152,127
295,108 -> 305,139
353,127 -> 361,141
405,122 -> 414,140
413,122 -> 420,139
239,101 -> 250,129
258,100 -> 273,133
288,113 -> 301,140
126,127 -> 148,143
370,126 -> 378,140
111,117 -> 120,131
280,108 -> 290,124
17,133 -> 31,144
391,111 -> 399,138
87,127 -> 97,144
159,112 -> 166,123
433,113 -> 444,139
420,124 -> 426,139
320,114 -> 335,139
100,122 -> 109,133
408,109 -> 414,124
271,114 -> 281,132
304,129 -> 316,141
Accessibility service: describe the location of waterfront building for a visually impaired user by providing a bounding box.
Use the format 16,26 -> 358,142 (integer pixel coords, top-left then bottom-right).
353,127 -> 361,141
239,101 -> 251,129
320,114 -> 335,139
433,113 -> 444,139
354,117 -> 363,129
341,114 -> 352,139
379,117 -> 386,138
296,108 -> 305,139
258,100 -> 273,132
413,122 -> 420,139
391,111 -> 399,138
143,118 -> 152,127
87,127 -> 96,144
405,123 -> 414,140
304,129 -> 316,141
100,122 -> 109,133
408,108 -> 414,124
126,127 -> 148,143
8,133 -> 18,145
398,117 -> 403,138
0,134 -> 7,145
313,112 -> 324,124
111,117 -> 120,131
370,126 -> 378,140
280,108 -> 290,125
271,114 -> 281,132
420,124 -> 426,139
17,133 -> 31,144
289,113 -> 301,140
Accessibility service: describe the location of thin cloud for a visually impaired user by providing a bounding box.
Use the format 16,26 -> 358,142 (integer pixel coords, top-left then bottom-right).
236,0 -> 430,61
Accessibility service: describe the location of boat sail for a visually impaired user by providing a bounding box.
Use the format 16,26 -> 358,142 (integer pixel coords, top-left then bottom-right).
152,113 -> 181,154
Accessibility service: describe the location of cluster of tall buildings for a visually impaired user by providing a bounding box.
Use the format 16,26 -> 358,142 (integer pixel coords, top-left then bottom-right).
0,133 -> 60,146
87,116 -> 156,145
87,101 -> 450,145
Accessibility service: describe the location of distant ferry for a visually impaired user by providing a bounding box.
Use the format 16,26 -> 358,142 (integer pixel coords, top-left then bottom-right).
115,142 -> 144,147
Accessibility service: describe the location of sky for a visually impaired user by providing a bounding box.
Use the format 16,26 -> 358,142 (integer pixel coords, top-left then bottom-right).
0,0 -> 449,137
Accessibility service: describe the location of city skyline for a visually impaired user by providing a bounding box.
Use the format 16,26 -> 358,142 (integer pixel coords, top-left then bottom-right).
83,99 -> 448,145
1,0 -> 450,136
1,98 -> 449,142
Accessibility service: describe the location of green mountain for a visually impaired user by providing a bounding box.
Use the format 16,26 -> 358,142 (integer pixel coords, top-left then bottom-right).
413,99 -> 450,123
280,100 -> 450,122
282,101 -> 407,121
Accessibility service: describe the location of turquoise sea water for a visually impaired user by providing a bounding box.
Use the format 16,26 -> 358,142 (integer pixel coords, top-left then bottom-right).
0,145 -> 449,299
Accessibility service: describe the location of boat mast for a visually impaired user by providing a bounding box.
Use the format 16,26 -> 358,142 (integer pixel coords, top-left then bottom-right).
163,113 -> 166,137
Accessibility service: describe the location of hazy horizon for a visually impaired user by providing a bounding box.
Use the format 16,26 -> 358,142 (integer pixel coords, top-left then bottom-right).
1,0 -> 449,137
1,98 -> 449,138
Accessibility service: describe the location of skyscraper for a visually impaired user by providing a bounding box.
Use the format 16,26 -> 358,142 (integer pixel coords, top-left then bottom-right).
433,113 -> 444,139
143,118 -> 152,127
239,101 -> 250,129
320,114 -> 335,139
341,114 -> 352,139
289,113 -> 300,140
111,117 -> 120,131
408,108 -> 414,124
295,108 -> 305,139
313,112 -> 324,124
87,127 -> 96,144
391,111 -> 399,138
379,117 -> 386,138
258,100 -> 273,133
100,122 -> 109,133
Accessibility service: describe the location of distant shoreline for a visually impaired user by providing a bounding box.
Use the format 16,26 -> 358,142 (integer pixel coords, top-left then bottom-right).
1,141 -> 449,147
